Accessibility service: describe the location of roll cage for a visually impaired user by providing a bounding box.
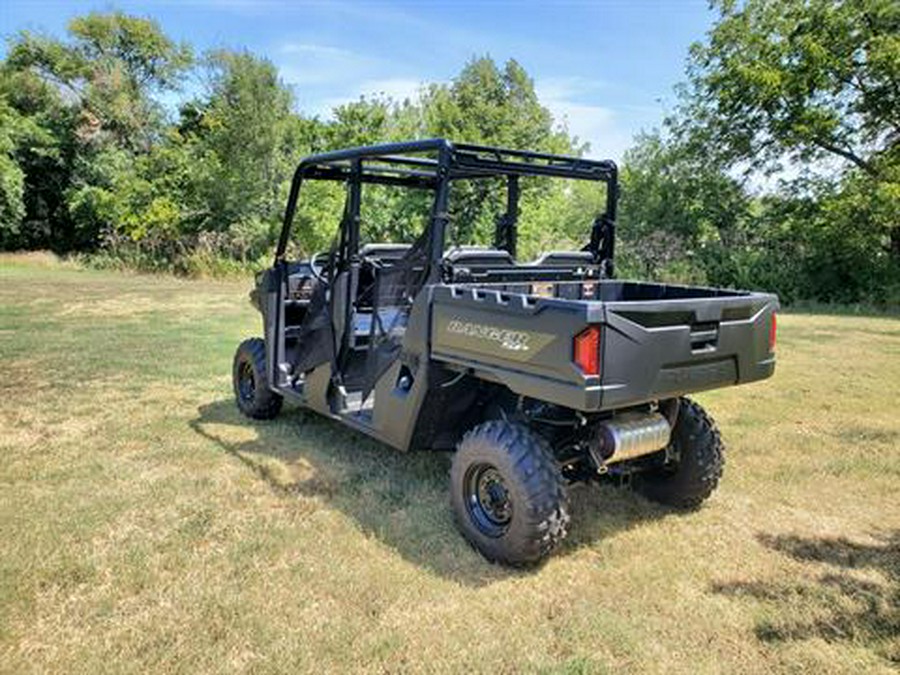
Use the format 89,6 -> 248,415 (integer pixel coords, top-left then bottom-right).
274,138 -> 619,277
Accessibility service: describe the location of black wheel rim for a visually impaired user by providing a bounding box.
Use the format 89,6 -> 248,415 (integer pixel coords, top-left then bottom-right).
237,360 -> 256,403
463,463 -> 513,537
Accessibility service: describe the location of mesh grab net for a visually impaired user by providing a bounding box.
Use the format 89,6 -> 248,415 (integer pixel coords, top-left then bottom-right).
357,231 -> 431,400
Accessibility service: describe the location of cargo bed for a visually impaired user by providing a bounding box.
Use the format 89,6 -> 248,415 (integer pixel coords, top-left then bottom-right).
430,280 -> 778,412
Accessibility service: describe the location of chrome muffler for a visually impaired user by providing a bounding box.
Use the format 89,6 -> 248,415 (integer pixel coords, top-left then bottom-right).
589,412 -> 671,467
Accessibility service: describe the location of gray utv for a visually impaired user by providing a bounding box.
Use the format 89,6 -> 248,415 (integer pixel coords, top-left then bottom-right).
232,139 -> 778,566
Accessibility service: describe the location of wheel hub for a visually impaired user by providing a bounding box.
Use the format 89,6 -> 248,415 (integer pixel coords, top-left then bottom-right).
237,361 -> 256,403
465,464 -> 513,537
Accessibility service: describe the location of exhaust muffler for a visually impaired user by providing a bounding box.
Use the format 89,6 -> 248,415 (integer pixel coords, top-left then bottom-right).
589,412 -> 671,467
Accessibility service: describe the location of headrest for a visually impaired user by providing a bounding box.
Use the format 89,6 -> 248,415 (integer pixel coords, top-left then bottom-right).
530,250 -> 595,266
443,246 -> 514,266
360,243 -> 413,260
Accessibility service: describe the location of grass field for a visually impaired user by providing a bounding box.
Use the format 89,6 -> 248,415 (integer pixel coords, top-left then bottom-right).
1,255 -> 898,674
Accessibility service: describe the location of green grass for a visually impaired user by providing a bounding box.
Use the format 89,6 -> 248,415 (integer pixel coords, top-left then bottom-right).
1,254 -> 898,674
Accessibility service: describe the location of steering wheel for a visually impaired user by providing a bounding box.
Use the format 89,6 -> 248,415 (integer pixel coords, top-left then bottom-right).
309,251 -> 329,282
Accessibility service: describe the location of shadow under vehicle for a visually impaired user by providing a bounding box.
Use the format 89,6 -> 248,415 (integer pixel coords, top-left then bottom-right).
231,139 -> 778,566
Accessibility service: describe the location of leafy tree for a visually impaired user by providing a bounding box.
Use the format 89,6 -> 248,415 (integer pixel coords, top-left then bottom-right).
320,97 -> 430,251
2,7 -> 894,303
420,57 -> 577,248
618,132 -> 750,284
674,0 -> 900,259
677,0 -> 898,173
191,51 -> 299,231
2,11 -> 192,250
0,65 -> 78,249
0,99 -> 27,238
423,57 -> 571,153
516,178 -> 607,260
88,49 -> 315,267
330,97 -> 400,148
6,11 -> 191,150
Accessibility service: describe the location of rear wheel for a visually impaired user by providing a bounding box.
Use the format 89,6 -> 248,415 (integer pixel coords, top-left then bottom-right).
634,398 -> 724,509
450,421 -> 569,566
233,338 -> 283,420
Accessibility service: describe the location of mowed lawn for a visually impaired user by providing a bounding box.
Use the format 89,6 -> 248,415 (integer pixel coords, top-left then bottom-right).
1,255 -> 898,674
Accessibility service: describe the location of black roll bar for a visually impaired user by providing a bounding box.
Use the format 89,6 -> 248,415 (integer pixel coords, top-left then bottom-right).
274,138 -> 618,268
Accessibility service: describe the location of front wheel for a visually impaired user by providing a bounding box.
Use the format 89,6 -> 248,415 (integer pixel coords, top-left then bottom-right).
634,398 -> 724,509
233,338 -> 283,420
450,421 -> 570,566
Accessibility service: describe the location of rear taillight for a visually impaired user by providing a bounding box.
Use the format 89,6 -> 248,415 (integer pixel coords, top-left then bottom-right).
769,313 -> 777,352
574,325 -> 602,376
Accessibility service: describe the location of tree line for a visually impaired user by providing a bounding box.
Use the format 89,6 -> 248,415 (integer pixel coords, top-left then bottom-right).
1,1 -> 897,304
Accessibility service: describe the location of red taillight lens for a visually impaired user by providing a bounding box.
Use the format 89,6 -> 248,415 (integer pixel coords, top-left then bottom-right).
574,325 -> 602,376
769,313 -> 777,352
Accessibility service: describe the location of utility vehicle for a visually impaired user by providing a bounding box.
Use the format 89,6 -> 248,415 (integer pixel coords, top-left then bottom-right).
232,139 -> 778,566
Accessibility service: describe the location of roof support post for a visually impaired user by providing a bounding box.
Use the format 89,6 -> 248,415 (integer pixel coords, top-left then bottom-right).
493,175 -> 519,257
428,144 -> 452,280
585,165 -> 618,277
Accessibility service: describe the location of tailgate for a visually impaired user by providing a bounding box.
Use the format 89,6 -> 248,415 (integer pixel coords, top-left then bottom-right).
600,292 -> 778,409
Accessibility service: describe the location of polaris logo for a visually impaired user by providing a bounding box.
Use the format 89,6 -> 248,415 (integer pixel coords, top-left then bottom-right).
446,319 -> 530,352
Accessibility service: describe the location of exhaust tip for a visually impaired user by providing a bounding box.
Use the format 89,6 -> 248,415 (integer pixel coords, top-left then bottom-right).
590,412 -> 671,467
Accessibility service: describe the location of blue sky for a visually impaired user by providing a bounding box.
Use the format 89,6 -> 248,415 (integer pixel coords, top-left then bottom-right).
1,1 -> 716,161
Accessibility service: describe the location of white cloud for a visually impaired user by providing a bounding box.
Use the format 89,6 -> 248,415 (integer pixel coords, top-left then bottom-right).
279,43 -> 354,57
535,76 -> 609,101
275,42 -> 431,118
536,78 -> 635,162
276,42 -> 378,88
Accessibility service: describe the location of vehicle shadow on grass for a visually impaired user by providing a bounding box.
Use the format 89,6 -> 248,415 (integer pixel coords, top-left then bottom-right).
712,531 -> 900,664
190,399 -> 666,586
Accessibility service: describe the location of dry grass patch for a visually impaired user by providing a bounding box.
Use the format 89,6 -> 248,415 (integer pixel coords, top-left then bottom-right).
0,251 -> 76,268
